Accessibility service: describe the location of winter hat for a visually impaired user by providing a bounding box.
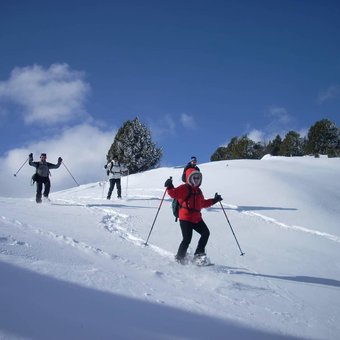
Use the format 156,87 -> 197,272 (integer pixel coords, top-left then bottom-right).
186,168 -> 202,187
190,156 -> 197,163
40,153 -> 47,157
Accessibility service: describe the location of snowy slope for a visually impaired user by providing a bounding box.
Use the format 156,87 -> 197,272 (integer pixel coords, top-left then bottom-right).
1,157 -> 340,339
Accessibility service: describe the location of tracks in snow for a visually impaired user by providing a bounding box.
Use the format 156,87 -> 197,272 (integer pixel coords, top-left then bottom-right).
0,196 -> 323,335
223,203 -> 340,243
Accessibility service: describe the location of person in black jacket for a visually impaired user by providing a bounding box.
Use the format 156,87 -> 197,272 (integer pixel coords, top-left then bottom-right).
181,156 -> 200,182
29,153 -> 62,203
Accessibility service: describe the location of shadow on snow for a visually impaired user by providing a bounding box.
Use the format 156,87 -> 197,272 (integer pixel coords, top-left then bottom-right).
215,265 -> 340,288
0,261 -> 298,340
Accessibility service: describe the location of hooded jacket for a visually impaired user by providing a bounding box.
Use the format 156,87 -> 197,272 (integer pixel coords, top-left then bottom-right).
167,168 -> 214,223
106,160 -> 127,180
181,162 -> 200,182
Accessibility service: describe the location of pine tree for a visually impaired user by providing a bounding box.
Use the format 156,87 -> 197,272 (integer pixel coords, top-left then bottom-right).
305,119 -> 339,157
280,131 -> 304,156
210,146 -> 228,161
211,136 -> 265,160
107,117 -> 162,174
266,135 -> 282,156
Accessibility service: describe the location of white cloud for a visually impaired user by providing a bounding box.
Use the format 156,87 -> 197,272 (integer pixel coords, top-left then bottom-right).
0,63 -> 90,125
149,114 -> 176,139
242,106 -> 305,144
149,112 -> 197,140
261,106 -> 295,140
0,123 -> 116,198
297,128 -> 308,138
180,113 -> 196,129
247,129 -> 264,143
317,85 -> 340,104
268,106 -> 292,125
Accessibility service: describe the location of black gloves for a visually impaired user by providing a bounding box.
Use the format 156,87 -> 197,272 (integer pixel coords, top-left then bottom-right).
213,193 -> 223,204
58,157 -> 63,164
104,164 -> 107,169
29,153 -> 33,158
164,178 -> 174,189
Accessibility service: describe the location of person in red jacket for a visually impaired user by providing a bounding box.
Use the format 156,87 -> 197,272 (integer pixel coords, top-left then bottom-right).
165,167 -> 222,264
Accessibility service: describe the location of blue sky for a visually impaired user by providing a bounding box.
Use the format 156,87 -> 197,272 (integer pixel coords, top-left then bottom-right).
1,0 -> 340,171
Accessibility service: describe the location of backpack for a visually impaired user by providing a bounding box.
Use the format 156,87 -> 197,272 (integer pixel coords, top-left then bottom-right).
106,161 -> 121,176
172,184 -> 192,222
31,173 -> 39,185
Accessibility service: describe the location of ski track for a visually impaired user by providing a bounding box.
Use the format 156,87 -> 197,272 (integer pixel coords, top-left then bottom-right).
223,203 -> 340,243
0,196 -> 325,334
0,214 -> 137,268
55,195 -> 330,307
85,199 -> 309,326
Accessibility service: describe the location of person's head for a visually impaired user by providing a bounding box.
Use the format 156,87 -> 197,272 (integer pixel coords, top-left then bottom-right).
186,168 -> 202,187
40,153 -> 47,161
112,155 -> 118,161
190,156 -> 197,166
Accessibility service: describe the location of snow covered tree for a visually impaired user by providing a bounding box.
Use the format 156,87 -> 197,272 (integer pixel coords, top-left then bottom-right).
305,119 -> 339,157
107,117 -> 162,174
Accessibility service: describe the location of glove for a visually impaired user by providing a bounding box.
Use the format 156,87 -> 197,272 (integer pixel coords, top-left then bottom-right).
213,193 -> 223,204
29,153 -> 33,158
58,157 -> 63,164
104,164 -> 108,169
164,178 -> 174,189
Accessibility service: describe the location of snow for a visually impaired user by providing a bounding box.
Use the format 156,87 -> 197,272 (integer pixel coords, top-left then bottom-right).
1,156 -> 340,339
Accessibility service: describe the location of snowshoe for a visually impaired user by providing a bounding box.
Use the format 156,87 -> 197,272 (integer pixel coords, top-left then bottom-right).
174,255 -> 189,265
192,253 -> 214,266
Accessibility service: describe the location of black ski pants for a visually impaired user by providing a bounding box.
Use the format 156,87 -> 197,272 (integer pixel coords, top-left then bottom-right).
36,176 -> 51,203
107,178 -> 122,199
176,220 -> 210,259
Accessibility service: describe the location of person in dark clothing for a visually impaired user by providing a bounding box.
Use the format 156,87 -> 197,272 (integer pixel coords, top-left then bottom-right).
181,156 -> 200,182
29,153 -> 62,203
165,168 -> 222,264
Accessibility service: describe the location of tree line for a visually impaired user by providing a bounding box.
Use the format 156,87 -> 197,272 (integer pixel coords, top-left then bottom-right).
106,117 -> 339,175
210,118 -> 340,161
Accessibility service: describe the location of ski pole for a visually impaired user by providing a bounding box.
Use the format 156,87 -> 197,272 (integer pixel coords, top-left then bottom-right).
13,158 -> 29,177
62,162 -> 80,186
125,169 -> 129,198
219,201 -> 245,256
101,174 -> 107,199
144,186 -> 168,246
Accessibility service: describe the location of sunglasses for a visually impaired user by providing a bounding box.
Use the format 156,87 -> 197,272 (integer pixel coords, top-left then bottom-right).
193,176 -> 200,180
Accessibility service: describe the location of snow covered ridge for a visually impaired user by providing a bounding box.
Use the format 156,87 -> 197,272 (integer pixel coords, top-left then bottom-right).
1,158 -> 340,339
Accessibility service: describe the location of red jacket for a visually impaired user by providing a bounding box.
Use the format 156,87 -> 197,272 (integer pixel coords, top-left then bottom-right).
167,184 -> 214,223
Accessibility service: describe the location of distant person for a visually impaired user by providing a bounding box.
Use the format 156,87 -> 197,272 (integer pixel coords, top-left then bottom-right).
29,153 -> 62,203
181,156 -> 200,182
165,168 -> 222,265
104,155 -> 128,199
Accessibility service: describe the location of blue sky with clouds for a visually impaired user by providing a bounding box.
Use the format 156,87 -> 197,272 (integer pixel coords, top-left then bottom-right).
1,0 -> 340,173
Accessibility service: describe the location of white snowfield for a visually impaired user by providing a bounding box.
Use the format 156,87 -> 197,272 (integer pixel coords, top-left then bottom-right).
1,156 -> 340,339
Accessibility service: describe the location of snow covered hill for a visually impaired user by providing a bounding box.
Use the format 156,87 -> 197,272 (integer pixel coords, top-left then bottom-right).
1,157 -> 340,339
